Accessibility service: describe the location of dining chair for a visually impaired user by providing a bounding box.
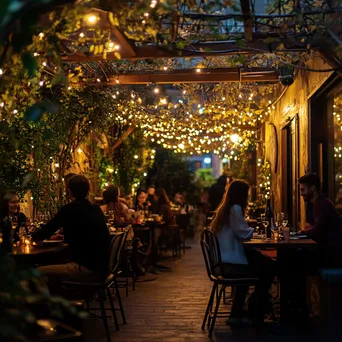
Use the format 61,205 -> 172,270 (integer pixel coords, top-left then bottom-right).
200,228 -> 261,338
61,230 -> 128,342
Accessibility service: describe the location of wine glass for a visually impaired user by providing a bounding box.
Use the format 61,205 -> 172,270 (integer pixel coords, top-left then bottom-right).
276,212 -> 284,228
19,226 -> 26,244
262,215 -> 270,240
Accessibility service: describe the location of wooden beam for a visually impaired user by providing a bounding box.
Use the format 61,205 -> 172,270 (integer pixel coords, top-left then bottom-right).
240,0 -> 253,41
62,41 -> 309,62
112,27 -> 136,57
77,68 -> 279,85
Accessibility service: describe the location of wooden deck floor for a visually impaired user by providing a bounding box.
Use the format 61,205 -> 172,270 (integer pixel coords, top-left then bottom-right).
85,237 -> 324,342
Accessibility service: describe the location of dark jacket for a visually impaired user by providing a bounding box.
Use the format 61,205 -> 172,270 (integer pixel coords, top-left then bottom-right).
32,199 -> 110,273
306,195 -> 342,252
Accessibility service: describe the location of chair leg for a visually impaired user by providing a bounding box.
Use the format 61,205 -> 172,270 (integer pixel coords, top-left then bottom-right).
209,285 -> 225,338
106,288 -> 120,331
208,284 -> 219,328
98,290 -> 111,342
132,269 -> 136,291
126,277 -> 129,297
114,280 -> 127,324
202,283 -> 217,330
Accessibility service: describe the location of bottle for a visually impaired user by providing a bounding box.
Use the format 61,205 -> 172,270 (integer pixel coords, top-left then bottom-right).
264,199 -> 273,239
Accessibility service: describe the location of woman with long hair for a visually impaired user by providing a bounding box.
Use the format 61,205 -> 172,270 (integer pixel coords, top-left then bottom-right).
135,189 -> 148,211
211,180 -> 274,325
2,191 -> 27,242
154,188 -> 176,225
101,185 -> 132,226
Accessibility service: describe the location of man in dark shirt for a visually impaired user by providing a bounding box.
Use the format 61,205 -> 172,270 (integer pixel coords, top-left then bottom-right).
33,175 -> 110,293
299,173 -> 342,266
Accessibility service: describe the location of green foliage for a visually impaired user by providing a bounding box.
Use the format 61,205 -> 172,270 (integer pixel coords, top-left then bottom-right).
256,158 -> 271,206
149,148 -> 197,201
0,254 -> 86,339
195,168 -> 215,188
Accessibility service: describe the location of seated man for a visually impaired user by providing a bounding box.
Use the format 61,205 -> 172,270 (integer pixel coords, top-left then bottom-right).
32,175 -> 110,294
299,173 -> 342,267
279,174 -> 342,318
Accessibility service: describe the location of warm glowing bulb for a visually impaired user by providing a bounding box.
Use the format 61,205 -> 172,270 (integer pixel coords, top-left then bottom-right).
77,148 -> 83,153
230,134 -> 240,143
79,32 -> 85,37
196,68 -> 201,73
86,14 -> 98,24
109,42 -> 114,48
154,87 -> 160,94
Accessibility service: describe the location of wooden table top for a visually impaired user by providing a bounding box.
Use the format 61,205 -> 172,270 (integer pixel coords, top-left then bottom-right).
243,238 -> 317,248
12,242 -> 67,256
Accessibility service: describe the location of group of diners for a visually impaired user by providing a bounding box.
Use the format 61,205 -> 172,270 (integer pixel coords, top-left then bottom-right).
2,173 -> 189,294
210,173 -> 342,325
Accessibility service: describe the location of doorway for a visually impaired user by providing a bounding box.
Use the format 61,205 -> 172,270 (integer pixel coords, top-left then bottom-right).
281,115 -> 300,228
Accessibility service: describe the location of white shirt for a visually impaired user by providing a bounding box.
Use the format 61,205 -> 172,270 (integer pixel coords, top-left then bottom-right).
217,205 -> 253,265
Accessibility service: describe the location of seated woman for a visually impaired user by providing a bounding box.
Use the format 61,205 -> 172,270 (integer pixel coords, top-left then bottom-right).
154,188 -> 176,225
210,180 -> 275,325
135,190 -> 148,211
3,191 -> 27,242
101,185 -> 132,226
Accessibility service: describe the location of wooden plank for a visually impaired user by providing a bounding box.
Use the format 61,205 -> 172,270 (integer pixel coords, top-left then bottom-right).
75,68 -> 279,85
61,42 -> 309,62
112,26 -> 136,57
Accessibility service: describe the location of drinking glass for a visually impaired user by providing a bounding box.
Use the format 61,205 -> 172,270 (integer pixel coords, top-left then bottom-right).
276,212 -> 284,227
282,214 -> 288,228
261,215 -> 269,239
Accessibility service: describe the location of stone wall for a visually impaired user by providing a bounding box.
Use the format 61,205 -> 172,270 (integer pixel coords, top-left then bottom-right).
265,55 -> 333,228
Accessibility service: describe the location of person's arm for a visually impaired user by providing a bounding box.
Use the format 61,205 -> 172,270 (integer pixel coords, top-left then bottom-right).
230,205 -> 253,240
31,207 -> 65,241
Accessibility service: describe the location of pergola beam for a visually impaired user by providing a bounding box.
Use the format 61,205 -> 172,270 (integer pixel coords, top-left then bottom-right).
61,41 -> 309,62
78,68 -> 279,85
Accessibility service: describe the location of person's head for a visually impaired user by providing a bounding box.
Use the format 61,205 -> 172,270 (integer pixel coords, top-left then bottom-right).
154,188 -> 170,206
299,173 -> 320,203
64,173 -> 76,191
68,175 -> 90,200
2,191 -> 20,216
103,185 -> 120,204
174,192 -> 183,205
136,190 -> 147,206
147,186 -> 155,195
211,179 -> 250,233
217,175 -> 228,186
125,194 -> 133,208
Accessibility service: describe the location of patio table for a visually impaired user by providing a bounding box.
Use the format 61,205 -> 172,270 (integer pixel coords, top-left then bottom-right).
243,237 -> 318,322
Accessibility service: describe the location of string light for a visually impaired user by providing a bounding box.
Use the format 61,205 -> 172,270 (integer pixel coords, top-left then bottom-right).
153,87 -> 160,94
79,32 -> 85,37
85,14 -> 98,24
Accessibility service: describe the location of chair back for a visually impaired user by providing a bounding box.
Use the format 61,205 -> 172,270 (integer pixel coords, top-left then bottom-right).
200,228 -> 223,281
108,232 -> 124,274
108,225 -> 132,275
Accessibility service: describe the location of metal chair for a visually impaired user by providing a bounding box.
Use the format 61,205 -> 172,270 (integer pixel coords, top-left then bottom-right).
61,230 -> 128,342
200,228 -> 261,338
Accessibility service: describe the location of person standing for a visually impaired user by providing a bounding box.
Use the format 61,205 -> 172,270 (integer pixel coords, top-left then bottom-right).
208,175 -> 228,211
